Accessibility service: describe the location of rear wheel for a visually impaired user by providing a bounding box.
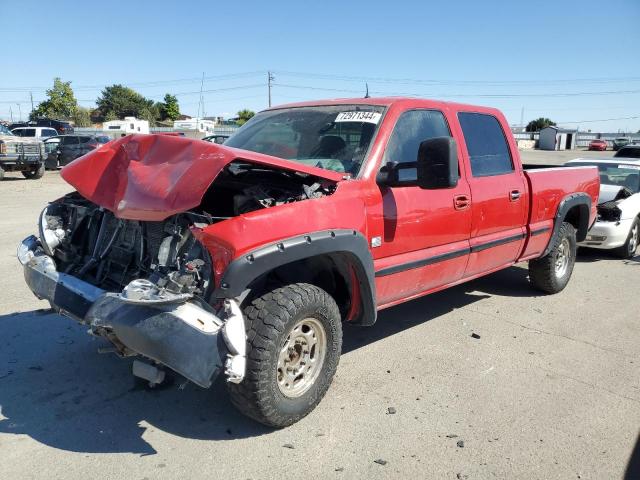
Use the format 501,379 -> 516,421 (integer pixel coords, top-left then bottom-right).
613,218 -> 639,259
0,166 -> 4,181
227,283 -> 342,427
22,163 -> 45,179
529,222 -> 577,294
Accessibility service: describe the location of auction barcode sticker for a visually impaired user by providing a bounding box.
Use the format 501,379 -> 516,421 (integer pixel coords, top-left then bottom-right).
335,111 -> 382,124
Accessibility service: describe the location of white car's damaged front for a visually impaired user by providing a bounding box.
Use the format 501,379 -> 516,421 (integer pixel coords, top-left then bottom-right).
567,159 -> 640,258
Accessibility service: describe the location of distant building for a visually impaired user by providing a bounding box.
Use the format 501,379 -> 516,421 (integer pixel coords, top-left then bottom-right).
538,126 -> 578,151
103,117 -> 149,135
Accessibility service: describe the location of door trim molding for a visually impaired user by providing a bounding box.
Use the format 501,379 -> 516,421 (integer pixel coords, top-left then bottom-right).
375,231 -> 527,277
375,247 -> 470,277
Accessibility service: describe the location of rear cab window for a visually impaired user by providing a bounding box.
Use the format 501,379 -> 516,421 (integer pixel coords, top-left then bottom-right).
458,112 -> 513,177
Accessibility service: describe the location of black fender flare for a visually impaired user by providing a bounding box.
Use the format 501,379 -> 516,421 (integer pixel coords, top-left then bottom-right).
213,229 -> 377,325
543,192 -> 592,257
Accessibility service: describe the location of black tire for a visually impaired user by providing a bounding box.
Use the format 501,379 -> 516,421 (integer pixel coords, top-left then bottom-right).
45,156 -> 59,170
529,222 -> 577,294
613,217 -> 639,259
22,163 -> 45,180
0,166 -> 4,181
227,283 -> 342,427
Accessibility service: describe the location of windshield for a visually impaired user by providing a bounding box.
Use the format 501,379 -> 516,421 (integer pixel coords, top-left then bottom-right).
570,162 -> 640,193
225,105 -> 385,175
0,125 -> 14,136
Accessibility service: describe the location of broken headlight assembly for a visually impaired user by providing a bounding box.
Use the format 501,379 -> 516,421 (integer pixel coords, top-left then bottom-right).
596,201 -> 622,223
38,205 -> 66,256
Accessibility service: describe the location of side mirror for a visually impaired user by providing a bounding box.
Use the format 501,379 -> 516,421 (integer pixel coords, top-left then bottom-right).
376,136 -> 459,189
417,136 -> 459,189
376,162 -> 420,188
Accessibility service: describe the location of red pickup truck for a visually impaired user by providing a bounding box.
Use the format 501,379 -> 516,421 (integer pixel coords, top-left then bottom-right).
17,98 -> 599,427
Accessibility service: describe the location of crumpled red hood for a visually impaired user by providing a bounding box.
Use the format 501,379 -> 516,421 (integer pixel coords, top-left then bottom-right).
61,134 -> 344,221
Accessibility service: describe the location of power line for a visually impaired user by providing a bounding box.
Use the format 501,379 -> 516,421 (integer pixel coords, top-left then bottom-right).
275,70 -> 640,87
0,71 -> 265,93
272,82 -> 640,99
556,115 -> 640,124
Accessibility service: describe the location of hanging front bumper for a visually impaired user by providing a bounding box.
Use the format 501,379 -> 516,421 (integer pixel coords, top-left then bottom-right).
17,235 -> 246,388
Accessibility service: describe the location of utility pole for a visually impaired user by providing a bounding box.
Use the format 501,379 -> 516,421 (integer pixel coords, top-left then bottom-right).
17,103 -> 21,122
9,106 -> 13,123
196,72 -> 205,133
268,71 -> 274,107
30,91 -> 34,117
520,106 -> 524,130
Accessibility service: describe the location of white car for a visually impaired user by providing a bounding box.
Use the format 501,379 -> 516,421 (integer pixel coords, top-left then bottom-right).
566,158 -> 640,258
11,126 -> 58,139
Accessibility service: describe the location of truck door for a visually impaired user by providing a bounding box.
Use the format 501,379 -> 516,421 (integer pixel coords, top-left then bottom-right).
372,109 -> 472,307
457,112 -> 527,277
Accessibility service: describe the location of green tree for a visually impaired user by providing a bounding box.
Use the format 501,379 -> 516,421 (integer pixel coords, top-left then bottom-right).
31,77 -> 78,120
96,84 -> 155,120
161,94 -> 180,121
236,109 -> 255,126
72,106 -> 92,127
526,117 -> 557,132
140,106 -> 158,127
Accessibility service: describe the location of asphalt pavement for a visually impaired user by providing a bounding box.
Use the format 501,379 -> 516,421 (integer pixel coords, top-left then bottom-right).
0,149 -> 638,480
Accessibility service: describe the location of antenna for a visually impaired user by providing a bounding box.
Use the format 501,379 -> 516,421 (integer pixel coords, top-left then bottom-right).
364,83 -> 370,98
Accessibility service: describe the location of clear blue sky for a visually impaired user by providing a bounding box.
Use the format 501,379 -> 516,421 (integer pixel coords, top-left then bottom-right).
1,0 -> 639,132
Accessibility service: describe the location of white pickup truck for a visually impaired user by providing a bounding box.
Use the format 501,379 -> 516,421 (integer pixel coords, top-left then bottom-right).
0,124 -> 46,180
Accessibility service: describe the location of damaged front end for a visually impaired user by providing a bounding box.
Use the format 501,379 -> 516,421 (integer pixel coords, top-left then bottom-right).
581,185 -> 634,248
17,134 -> 340,388
18,194 -> 246,387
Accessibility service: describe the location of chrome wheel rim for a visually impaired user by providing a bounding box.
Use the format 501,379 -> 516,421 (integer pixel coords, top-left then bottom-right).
555,238 -> 572,277
629,224 -> 639,255
277,317 -> 326,398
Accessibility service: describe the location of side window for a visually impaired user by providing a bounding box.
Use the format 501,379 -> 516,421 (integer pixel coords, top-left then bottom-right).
24,128 -> 36,137
383,109 -> 450,164
62,136 -> 79,145
458,112 -> 513,177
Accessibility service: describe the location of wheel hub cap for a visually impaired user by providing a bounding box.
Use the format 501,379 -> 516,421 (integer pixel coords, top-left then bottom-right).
277,317 -> 326,398
555,238 -> 571,277
629,225 -> 638,255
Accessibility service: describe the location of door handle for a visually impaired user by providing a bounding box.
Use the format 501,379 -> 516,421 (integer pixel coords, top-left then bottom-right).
510,190 -> 521,201
454,194 -> 470,210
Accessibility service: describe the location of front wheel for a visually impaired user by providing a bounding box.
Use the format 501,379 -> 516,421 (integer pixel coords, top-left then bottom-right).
529,222 -> 577,294
613,218 -> 639,259
227,283 -> 342,427
22,163 -> 45,179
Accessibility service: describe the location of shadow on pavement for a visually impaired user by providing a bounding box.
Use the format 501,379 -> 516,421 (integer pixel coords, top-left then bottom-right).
625,433 -> 640,480
577,247 -> 640,265
0,310 -> 270,455
0,266 -> 535,455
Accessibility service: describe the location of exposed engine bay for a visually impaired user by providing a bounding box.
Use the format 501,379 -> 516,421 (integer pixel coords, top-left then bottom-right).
201,161 -> 336,218
41,161 -> 335,294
